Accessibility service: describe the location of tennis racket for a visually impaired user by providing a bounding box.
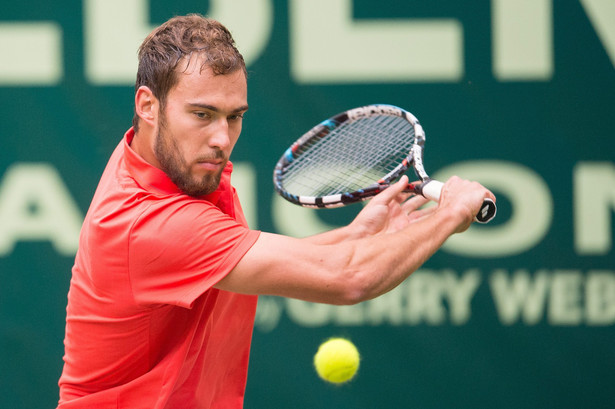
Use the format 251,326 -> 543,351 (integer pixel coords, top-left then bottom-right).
273,104 -> 496,223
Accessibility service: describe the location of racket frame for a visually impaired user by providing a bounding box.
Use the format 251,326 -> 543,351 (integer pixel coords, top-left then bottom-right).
273,104 -> 430,208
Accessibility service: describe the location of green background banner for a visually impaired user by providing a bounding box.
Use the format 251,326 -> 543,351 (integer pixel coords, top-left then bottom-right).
1,1 -> 613,408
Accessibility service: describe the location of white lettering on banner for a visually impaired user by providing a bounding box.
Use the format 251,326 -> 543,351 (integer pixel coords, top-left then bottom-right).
272,160 -> 615,257
0,22 -> 62,85
585,271 -> 615,325
581,0 -> 615,68
549,271 -> 584,325
574,162 -> 615,255
1,160 -> 613,258
406,269 -> 481,325
492,0 -> 553,80
274,161 -> 555,257
84,0 -> 151,85
0,163 -> 83,256
490,270 -> 615,326
84,0 -> 272,84
253,269 -> 615,331
489,269 -> 550,325
0,162 -> 258,256
290,0 -> 463,83
1,0 -> 614,84
433,161 -> 553,258
0,162 -> 612,329
280,269 -> 481,327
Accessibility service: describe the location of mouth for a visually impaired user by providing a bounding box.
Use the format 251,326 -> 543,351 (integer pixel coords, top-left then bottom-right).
194,157 -> 225,172
195,161 -> 221,171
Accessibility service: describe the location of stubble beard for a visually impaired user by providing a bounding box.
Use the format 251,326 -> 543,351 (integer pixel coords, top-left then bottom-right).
154,113 -> 226,197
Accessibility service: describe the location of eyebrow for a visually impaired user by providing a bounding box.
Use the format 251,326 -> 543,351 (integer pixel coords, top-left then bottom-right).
187,102 -> 249,113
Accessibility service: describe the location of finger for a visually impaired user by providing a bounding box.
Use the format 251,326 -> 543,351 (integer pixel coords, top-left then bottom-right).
486,188 -> 496,203
371,175 -> 409,205
401,194 -> 430,214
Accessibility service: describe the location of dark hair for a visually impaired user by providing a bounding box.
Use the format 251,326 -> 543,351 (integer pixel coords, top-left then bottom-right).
132,14 -> 246,131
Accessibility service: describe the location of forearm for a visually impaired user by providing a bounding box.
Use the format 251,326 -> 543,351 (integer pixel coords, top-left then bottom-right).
303,223 -> 362,245
342,206 -> 461,301
220,208 -> 459,305
220,175 -> 489,305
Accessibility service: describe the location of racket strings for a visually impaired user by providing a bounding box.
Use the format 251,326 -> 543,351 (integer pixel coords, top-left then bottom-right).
282,115 -> 415,196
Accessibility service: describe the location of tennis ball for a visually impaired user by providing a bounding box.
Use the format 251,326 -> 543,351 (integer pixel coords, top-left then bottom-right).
314,338 -> 360,384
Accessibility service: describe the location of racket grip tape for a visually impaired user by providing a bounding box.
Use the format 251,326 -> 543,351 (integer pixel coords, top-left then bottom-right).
416,180 -> 497,224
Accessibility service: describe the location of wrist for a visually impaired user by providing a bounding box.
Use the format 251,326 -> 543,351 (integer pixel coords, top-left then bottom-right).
434,203 -> 472,234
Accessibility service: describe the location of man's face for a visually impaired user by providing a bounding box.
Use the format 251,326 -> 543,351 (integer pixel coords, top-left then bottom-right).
154,59 -> 248,197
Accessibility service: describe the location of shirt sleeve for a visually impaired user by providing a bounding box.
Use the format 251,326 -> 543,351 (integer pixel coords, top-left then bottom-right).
127,198 -> 260,308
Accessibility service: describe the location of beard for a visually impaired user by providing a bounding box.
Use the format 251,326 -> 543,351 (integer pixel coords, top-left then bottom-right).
154,113 -> 226,197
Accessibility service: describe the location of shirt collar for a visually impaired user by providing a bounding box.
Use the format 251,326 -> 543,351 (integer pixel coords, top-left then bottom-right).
123,128 -> 233,204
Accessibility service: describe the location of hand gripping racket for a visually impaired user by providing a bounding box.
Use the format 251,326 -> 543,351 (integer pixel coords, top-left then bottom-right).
273,104 -> 496,223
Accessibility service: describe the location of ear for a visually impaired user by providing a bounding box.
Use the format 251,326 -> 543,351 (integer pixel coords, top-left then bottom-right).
135,86 -> 159,127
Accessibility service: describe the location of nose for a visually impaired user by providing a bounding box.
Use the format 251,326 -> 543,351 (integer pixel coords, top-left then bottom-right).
208,119 -> 231,151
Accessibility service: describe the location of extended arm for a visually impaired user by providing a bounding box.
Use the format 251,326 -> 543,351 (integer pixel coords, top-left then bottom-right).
215,175 -> 494,305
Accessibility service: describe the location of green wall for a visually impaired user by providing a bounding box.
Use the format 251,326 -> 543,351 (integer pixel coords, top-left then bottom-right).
0,1 -> 613,408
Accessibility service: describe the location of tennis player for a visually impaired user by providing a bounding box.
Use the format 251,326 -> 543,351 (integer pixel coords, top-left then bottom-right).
58,14 -> 494,409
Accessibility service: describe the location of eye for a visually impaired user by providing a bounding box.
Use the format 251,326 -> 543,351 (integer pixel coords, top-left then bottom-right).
228,113 -> 244,122
194,111 -> 212,120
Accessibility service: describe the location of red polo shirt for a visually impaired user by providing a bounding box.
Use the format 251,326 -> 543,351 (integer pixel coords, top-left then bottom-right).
58,129 -> 260,408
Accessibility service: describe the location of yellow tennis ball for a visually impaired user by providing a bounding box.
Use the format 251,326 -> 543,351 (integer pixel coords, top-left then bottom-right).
314,338 -> 360,384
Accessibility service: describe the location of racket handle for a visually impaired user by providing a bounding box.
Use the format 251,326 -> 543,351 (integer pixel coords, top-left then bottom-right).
420,180 -> 444,202
418,180 -> 497,224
